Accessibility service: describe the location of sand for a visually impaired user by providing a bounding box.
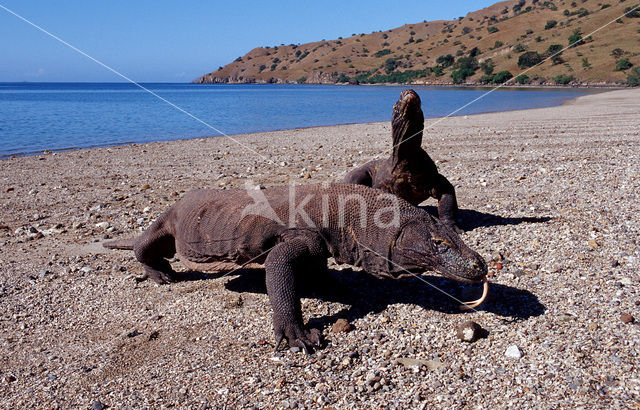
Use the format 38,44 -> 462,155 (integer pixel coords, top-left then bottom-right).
0,88 -> 639,408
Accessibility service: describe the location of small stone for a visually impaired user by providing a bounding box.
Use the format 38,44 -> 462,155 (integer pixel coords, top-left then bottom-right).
91,401 -> 105,410
611,260 -> 620,268
456,321 -> 483,343
620,277 -> 633,286
125,328 -> 141,338
289,347 -> 301,353
331,318 -> 353,333
80,266 -> 94,273
365,372 -> 378,384
396,357 -> 444,372
513,269 -> 526,277
505,345 -> 522,359
620,313 -> 634,324
588,239 -> 600,248
95,222 -> 109,229
223,295 -> 244,309
4,375 -> 16,383
588,322 -> 599,331
141,184 -> 151,190
179,387 -> 187,395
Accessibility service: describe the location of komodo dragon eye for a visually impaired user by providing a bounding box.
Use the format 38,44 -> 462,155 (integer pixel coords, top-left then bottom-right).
432,238 -> 452,253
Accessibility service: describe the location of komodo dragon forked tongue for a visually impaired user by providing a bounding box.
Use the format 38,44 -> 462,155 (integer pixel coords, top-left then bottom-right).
103,238 -> 135,250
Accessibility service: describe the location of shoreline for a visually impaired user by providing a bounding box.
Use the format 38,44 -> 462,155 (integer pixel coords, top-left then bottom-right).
1,88 -> 639,408
1,86 -> 607,160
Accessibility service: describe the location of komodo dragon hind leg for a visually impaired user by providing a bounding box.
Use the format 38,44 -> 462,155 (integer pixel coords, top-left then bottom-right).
265,235 -> 327,352
133,229 -> 178,284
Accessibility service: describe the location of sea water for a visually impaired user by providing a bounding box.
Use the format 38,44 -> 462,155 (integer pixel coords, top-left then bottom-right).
0,83 -> 596,158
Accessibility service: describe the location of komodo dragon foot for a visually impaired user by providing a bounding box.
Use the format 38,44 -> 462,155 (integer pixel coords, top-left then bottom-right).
140,259 -> 179,284
274,325 -> 322,354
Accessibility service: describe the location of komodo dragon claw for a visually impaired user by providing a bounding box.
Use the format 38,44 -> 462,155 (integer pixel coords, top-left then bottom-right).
274,326 -> 322,353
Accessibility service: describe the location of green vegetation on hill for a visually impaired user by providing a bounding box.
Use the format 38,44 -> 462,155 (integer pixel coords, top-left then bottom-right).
196,0 -> 640,86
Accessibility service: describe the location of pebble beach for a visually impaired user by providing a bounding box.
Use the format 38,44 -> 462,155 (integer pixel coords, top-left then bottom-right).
0,88 -> 639,408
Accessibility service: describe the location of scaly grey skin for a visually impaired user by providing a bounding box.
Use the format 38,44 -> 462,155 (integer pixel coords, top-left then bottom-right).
344,89 -> 460,229
104,183 -> 486,351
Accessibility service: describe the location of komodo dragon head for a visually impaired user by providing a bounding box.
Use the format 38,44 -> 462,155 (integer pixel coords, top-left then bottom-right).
390,215 -> 487,283
391,89 -> 424,160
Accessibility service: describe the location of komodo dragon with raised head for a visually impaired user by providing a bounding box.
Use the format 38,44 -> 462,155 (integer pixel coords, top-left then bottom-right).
344,89 -> 460,229
104,183 -> 487,351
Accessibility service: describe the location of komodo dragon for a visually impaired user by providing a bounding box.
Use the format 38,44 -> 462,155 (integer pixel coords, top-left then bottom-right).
344,89 -> 460,229
104,183 -> 487,350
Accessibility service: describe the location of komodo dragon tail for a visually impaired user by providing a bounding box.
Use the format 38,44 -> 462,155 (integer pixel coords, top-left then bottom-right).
102,238 -> 136,250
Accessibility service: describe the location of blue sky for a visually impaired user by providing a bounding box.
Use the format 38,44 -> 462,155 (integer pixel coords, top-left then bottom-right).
0,1 -> 498,82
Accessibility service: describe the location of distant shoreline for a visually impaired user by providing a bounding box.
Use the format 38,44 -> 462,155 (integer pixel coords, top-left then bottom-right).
0,81 -> 630,89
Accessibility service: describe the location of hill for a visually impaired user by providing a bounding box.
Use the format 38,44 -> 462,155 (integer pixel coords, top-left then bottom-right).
195,0 -> 640,86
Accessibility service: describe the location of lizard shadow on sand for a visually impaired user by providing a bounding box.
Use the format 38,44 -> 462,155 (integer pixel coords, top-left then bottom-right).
221,267 -> 546,331
419,205 -> 552,232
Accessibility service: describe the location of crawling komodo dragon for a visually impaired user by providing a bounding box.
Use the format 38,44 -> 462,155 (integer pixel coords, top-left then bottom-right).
344,89 -> 460,229
104,183 -> 487,350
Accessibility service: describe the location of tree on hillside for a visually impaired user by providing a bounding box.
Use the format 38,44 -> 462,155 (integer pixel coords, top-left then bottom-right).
611,48 -> 625,59
468,47 -> 481,57
568,29 -> 584,47
384,58 -> 398,73
451,56 -> 479,84
628,67 -> 640,85
452,68 -> 475,84
616,59 -> 633,71
492,70 -> 514,83
518,51 -> 543,68
625,6 -> 640,18
436,54 -> 454,68
553,74 -> 574,84
546,44 -> 564,65
481,58 -> 495,75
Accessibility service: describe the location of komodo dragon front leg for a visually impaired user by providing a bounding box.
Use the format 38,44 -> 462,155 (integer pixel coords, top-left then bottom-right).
431,173 -> 460,232
264,234 -> 326,352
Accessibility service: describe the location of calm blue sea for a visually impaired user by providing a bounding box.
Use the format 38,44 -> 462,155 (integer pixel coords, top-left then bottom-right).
0,83 -> 596,158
